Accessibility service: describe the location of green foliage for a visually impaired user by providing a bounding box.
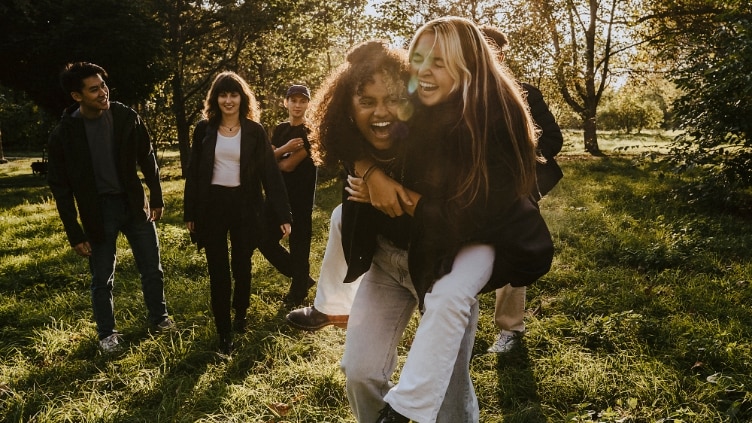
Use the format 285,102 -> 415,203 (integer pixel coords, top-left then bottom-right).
0,0 -> 168,115
599,86 -> 665,134
657,4 -> 752,192
2,146 -> 752,422
0,86 -> 57,152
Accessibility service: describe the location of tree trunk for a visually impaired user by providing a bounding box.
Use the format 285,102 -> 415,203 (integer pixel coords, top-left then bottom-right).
583,115 -> 601,155
0,128 -> 7,164
176,113 -> 191,177
171,75 -> 191,177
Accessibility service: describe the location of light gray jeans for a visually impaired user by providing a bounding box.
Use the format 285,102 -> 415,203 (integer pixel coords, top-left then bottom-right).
341,236 -> 492,422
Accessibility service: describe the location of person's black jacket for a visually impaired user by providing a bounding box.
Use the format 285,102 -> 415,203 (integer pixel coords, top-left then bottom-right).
47,102 -> 163,246
341,99 -> 554,306
183,118 -> 291,250
404,100 -> 553,302
523,83 -> 564,199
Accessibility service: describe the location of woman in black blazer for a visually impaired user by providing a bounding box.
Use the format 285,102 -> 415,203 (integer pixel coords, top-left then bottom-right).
184,71 -> 291,355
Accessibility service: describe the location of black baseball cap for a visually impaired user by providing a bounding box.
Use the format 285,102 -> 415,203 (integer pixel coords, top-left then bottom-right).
286,84 -> 310,99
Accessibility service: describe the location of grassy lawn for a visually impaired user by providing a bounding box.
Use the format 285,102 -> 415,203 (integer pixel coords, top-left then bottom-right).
1,136 -> 750,422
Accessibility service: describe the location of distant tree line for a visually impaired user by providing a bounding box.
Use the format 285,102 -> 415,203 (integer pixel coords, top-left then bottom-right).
0,0 -> 749,190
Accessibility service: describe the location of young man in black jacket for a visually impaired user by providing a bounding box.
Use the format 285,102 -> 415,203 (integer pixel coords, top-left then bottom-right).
48,62 -> 173,353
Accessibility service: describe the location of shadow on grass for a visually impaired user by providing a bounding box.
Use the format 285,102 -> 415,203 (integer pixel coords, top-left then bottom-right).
0,174 -> 51,210
491,344 -> 547,423
111,308 -> 340,422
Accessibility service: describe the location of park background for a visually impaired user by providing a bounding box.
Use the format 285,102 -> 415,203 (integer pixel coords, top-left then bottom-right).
1,0 -> 751,422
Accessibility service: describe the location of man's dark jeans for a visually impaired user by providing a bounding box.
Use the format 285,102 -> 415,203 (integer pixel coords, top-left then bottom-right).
89,194 -> 168,339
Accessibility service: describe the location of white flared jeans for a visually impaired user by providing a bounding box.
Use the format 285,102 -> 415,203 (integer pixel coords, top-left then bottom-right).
342,237 -> 492,422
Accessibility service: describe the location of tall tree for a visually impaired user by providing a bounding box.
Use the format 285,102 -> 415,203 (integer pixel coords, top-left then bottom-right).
0,127 -> 6,164
0,0 -> 167,115
523,0 -> 638,155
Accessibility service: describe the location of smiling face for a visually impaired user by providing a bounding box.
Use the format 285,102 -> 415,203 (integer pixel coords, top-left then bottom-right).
72,74 -> 110,118
217,91 -> 241,119
410,31 -> 456,107
351,72 -> 403,151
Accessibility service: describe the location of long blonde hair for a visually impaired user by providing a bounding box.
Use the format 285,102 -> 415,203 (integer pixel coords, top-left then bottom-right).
409,17 -> 540,203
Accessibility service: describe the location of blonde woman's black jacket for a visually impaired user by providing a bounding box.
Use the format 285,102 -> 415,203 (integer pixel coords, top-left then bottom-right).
340,99 -> 554,306
47,102 -> 163,247
183,118 -> 291,250
405,100 -> 554,302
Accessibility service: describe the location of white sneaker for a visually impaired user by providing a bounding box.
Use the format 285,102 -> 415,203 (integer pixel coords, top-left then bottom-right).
155,317 -> 176,332
487,330 -> 521,353
99,333 -> 123,353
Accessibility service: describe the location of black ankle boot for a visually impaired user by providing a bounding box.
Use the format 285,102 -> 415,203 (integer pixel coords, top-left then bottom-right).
218,333 -> 233,355
375,404 -> 409,423
233,315 -> 247,334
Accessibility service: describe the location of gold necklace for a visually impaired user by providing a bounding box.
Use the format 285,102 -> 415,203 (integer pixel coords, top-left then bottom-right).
221,122 -> 240,132
368,150 -> 397,164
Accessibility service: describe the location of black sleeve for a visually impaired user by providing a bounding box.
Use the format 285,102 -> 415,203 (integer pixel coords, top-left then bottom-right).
183,120 -> 207,222
523,83 -> 563,160
47,126 -> 86,246
134,111 -> 163,209
269,122 -> 287,148
258,125 -> 292,224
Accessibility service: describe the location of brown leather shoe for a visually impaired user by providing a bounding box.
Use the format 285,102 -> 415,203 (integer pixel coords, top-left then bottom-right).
285,306 -> 348,331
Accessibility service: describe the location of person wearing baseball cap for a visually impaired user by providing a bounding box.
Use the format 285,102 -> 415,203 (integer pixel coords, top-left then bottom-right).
258,84 -> 318,307
285,84 -> 310,100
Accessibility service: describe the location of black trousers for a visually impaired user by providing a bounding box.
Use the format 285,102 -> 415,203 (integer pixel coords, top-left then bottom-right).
258,186 -> 314,299
203,185 -> 254,336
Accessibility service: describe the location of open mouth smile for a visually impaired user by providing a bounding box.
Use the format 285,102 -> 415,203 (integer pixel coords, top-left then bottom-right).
371,121 -> 393,138
419,81 -> 438,92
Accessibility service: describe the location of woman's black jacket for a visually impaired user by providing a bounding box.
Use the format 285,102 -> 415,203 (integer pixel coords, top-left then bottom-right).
183,118 -> 291,250
340,100 -> 554,306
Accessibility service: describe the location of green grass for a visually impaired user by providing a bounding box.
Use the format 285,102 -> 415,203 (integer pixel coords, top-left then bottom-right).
1,137 -> 751,422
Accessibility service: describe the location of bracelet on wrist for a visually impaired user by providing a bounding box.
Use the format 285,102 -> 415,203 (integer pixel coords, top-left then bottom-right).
362,164 -> 378,182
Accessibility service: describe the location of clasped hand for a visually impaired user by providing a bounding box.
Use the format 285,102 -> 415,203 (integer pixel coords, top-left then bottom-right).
281,137 -> 305,155
346,169 -> 413,218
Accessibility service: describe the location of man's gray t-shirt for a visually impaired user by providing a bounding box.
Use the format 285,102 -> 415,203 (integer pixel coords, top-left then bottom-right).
74,108 -> 123,194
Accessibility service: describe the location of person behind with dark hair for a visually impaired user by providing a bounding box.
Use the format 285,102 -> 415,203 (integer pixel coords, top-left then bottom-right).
479,23 -> 564,354
258,84 -> 318,307
184,71 -> 292,355
48,62 -> 174,354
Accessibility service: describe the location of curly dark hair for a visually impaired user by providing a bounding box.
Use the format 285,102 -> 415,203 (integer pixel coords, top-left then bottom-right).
309,40 -> 410,167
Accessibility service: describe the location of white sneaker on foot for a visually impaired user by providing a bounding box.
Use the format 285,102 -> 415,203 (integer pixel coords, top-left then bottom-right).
155,317 -> 176,332
99,333 -> 123,353
488,330 -> 521,353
